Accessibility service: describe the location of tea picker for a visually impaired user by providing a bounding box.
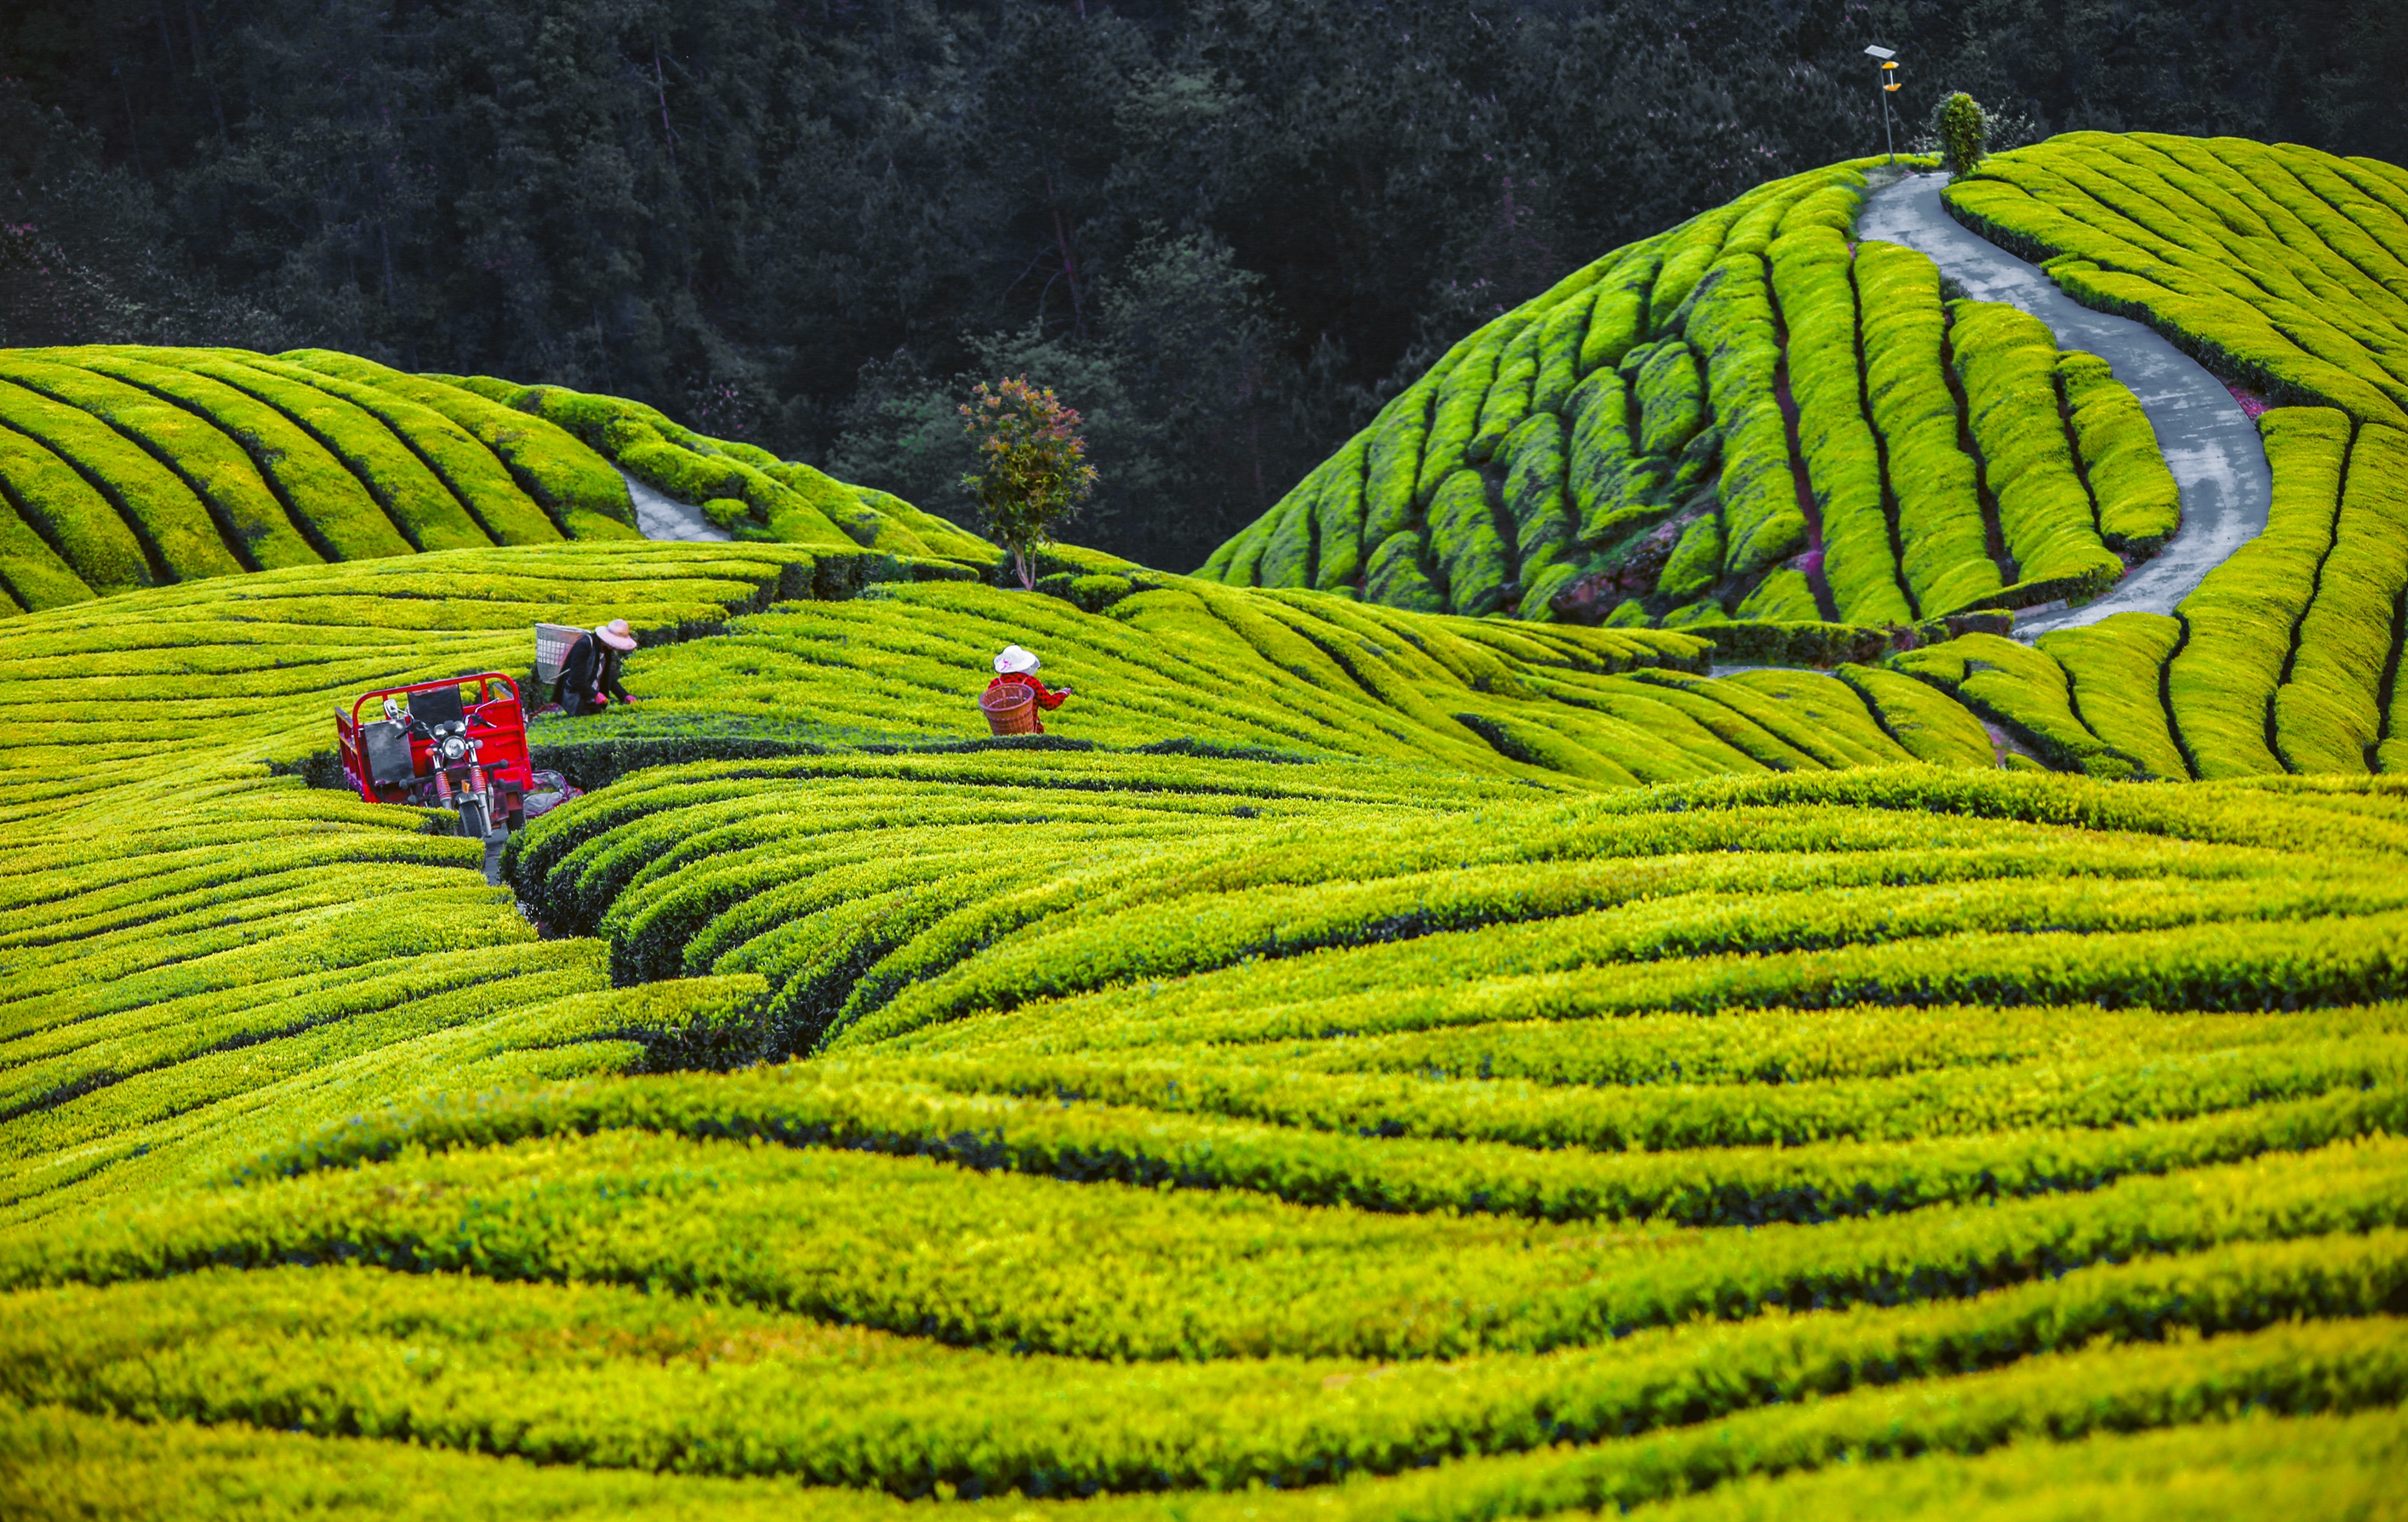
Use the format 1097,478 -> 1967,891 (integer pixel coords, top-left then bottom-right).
537,618 -> 640,716
979,644 -> 1072,735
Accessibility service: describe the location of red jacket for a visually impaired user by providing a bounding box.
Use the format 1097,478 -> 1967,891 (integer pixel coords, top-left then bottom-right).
986,673 -> 1067,710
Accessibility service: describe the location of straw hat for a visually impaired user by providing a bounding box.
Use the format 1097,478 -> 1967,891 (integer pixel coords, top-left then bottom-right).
595,618 -> 637,652
994,644 -> 1041,675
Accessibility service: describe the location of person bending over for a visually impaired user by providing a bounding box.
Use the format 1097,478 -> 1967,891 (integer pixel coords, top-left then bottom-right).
987,644 -> 1070,732
556,618 -> 638,716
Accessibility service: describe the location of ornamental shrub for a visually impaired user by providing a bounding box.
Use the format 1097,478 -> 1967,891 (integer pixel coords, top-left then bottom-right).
960,376 -> 1098,590
1936,93 -> 1989,177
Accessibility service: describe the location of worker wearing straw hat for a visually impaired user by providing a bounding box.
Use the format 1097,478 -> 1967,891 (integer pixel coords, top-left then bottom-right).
556,618 -> 639,716
985,644 -> 1070,732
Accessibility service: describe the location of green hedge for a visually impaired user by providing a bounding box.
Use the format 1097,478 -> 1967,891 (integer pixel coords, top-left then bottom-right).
1361,528 -> 1443,611
2168,408 -> 2349,777
1529,282 -> 1595,415
170,351 -> 500,552
0,422 -> 151,595
2,358 -> 317,574
1948,301 -> 2124,597
2036,611 -> 2191,779
1580,248 -> 1658,372
1892,632 -> 2132,778
1417,321 -> 1516,505
1566,370 -> 1670,544
1690,254 -> 1801,578
0,374 -> 243,582
1834,661 -> 1996,767
1772,224 -> 1911,625
67,351 -> 420,561
1501,413 -> 1575,586
230,356 -> 564,545
1427,469 -> 1511,616
2058,350 -> 2181,552
1253,483 -> 1316,589
283,350 -> 637,537
1943,133 -> 2408,431
1632,340 -> 1707,458
2273,421 -> 2408,772
1469,317 -> 1544,465
1655,510 -> 1725,599
1309,439 -> 1370,591
499,379 -> 959,556
1857,242 -> 2002,613
1733,567 -> 1817,620
0,487 -> 92,611
1358,385 -> 1432,549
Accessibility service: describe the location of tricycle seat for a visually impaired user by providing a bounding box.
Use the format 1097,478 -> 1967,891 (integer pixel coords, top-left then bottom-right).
362,720 -> 415,787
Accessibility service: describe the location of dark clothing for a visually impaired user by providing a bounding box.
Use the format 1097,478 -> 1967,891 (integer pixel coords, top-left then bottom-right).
556,634 -> 631,715
984,673 -> 1067,733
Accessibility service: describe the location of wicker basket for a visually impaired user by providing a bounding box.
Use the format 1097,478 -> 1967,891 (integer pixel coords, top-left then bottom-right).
534,623 -> 586,684
979,683 -> 1039,736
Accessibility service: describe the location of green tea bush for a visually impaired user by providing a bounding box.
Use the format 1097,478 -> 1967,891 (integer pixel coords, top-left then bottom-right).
64,351 -> 420,561
1857,241 -> 2003,613
173,351 -> 503,551
1892,632 -> 2135,778
0,373 -> 247,582
1470,319 -> 1543,464
232,354 -> 566,544
284,349 -> 640,537
2169,408 -> 2348,777
1947,302 -> 2125,601
2273,423 -> 2408,772
2035,612 -> 2190,779
0,355 -> 322,572
1194,155 -> 2174,638
1772,222 -> 1911,624
1691,254 -> 1801,579
1946,134 -> 2408,430
2057,351 -> 2181,551
0,422 -> 152,596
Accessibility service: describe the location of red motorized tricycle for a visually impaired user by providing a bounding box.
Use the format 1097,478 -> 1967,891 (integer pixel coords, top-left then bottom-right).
335,673 -> 534,840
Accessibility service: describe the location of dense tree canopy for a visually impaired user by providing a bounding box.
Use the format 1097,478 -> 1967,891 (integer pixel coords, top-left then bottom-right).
3,0 -> 2401,570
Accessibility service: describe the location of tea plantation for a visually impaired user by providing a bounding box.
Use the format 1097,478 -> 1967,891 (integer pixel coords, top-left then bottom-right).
7,132 -> 2408,1518
0,346 -> 987,611
1196,153 -> 2177,627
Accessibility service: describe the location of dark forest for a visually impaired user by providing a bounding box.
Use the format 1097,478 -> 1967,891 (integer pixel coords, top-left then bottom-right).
3,0 -> 2401,570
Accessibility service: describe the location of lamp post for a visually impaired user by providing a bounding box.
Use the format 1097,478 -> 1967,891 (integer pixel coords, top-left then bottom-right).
1864,45 -> 1901,165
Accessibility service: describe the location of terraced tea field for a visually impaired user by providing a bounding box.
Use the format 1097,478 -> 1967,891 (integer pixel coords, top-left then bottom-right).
1198,154 -> 2180,627
7,129 -> 2408,1518
0,347 -> 985,613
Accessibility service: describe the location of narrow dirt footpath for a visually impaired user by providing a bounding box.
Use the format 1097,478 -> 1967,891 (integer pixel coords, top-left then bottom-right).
1856,172 -> 2269,636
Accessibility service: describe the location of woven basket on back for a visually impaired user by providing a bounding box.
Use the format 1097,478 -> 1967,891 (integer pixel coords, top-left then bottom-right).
534,623 -> 586,684
979,683 -> 1039,736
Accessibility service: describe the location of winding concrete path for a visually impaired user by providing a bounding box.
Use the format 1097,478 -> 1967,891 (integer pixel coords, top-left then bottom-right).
1855,172 -> 2269,636
619,468 -> 732,543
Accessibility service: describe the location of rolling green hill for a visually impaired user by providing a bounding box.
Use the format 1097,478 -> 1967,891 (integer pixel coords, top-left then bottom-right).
1192,153 -> 2178,627
7,130 -> 2408,1518
0,346 -> 995,613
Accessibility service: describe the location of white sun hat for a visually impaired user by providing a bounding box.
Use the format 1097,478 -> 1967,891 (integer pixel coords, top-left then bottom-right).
994,644 -> 1041,675
594,618 -> 637,652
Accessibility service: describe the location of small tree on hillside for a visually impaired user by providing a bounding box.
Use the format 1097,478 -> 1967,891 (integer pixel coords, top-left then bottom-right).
1936,92 -> 1990,177
961,375 -> 1098,590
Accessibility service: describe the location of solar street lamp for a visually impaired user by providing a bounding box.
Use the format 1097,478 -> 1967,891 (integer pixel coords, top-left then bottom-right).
1865,45 -> 1901,165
